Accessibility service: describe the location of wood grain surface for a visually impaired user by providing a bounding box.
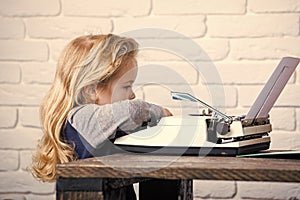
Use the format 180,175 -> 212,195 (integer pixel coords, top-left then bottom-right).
57,154 -> 300,182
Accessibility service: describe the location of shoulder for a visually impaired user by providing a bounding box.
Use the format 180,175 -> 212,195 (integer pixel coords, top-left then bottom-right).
68,100 -> 142,121
68,104 -> 99,122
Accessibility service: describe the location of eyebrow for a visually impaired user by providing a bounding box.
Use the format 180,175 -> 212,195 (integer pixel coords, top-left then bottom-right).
122,80 -> 134,84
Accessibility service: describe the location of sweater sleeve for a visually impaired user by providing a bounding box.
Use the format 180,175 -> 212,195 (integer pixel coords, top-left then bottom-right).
68,99 -> 165,149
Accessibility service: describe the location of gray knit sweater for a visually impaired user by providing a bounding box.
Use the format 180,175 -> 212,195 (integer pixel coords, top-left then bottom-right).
67,99 -> 165,149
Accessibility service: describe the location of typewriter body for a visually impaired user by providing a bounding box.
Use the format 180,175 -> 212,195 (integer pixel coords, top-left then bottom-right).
115,57 -> 299,156
115,114 -> 272,156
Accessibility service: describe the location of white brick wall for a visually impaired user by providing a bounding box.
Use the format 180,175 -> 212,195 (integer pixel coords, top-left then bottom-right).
114,16 -> 206,37
0,0 -> 60,17
0,0 -> 299,199
26,17 -> 112,39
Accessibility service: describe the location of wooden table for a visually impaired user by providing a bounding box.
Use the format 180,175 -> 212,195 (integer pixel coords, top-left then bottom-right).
56,154 -> 300,200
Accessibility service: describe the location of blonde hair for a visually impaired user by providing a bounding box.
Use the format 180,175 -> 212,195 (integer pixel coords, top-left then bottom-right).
32,34 -> 138,182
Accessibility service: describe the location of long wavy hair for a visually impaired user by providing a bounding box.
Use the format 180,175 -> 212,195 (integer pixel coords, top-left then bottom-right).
32,34 -> 138,182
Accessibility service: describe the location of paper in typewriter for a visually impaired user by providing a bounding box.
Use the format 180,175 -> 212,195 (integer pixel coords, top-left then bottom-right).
245,57 -> 300,121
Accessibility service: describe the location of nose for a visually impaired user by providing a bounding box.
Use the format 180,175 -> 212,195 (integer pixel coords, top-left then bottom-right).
129,91 -> 136,100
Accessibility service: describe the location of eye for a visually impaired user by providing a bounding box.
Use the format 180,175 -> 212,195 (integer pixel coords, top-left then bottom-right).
123,85 -> 132,90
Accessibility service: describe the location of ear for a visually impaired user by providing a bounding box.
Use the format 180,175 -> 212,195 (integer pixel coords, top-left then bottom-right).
83,84 -> 98,101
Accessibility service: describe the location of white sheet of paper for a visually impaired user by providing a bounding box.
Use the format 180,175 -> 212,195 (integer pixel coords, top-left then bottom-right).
245,57 -> 300,120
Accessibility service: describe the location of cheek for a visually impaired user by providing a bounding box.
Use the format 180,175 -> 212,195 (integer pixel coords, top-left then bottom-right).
95,88 -> 112,105
110,85 -> 128,102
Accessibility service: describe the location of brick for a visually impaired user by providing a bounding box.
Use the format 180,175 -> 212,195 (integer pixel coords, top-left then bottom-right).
216,86 -> 237,108
25,194 -> 55,200
20,150 -> 34,171
0,127 -> 42,149
135,61 -> 198,85
1,64 -> 21,83
207,15 -> 299,38
143,84 -> 236,109
132,38 -> 228,61
0,107 -> 17,128
238,85 -> 267,107
26,17 -> 112,39
269,108 -> 296,131
225,108 -> 248,116
272,84 -> 300,107
0,0 -> 60,17
194,39 -> 229,61
0,194 -> 25,200
0,84 -> 49,106
182,61 -> 226,86
142,83 -> 209,112
191,85 -> 237,108
214,61 -> 279,84
143,84 -> 181,108
292,132 -> 300,149
0,171 -> 54,193
194,180 -> 236,198
238,84 -> 300,107
248,0 -> 300,13
48,39 -> 69,61
297,62 -> 300,83
21,62 -> 55,84
270,131 -> 300,150
237,181 -> 300,199
153,0 -> 246,14
0,40 -> 48,61
0,63 -> 21,83
297,109 -> 300,131
0,150 -> 19,171
0,18 -> 25,39
114,16 -> 206,38
230,38 -> 300,60
19,107 -> 40,128
136,48 -> 186,63
63,0 -> 151,17
53,37 -> 227,62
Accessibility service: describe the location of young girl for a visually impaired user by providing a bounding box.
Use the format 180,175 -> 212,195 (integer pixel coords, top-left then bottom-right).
32,34 -> 172,199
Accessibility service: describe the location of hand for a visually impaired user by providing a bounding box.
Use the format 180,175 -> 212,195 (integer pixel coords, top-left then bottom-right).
163,108 -> 173,117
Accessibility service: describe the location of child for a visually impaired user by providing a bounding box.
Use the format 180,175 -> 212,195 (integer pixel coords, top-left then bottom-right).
32,34 -> 172,199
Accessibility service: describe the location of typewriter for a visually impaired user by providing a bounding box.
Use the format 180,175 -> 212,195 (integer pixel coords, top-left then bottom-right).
115,57 -> 300,156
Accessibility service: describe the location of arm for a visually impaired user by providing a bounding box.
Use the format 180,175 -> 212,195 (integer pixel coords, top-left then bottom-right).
68,99 -> 166,148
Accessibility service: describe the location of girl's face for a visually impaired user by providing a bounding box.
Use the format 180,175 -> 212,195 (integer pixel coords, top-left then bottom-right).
96,59 -> 138,105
